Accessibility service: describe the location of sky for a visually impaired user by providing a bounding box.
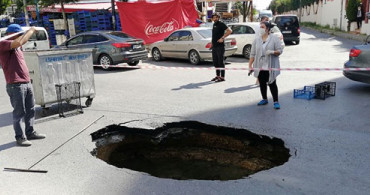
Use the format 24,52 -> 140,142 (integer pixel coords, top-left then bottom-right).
253,0 -> 273,11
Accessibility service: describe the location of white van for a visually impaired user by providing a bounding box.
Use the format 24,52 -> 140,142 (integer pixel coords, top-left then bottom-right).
258,10 -> 273,21
0,26 -> 50,51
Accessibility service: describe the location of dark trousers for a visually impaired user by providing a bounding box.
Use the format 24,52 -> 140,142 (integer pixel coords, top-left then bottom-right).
258,71 -> 279,102
212,46 -> 225,77
357,17 -> 362,29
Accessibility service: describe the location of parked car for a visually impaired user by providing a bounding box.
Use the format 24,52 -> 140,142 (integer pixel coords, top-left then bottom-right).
343,36 -> 370,84
149,27 -> 237,65
0,26 -> 50,50
54,31 -> 147,67
272,15 -> 300,44
228,22 -> 284,59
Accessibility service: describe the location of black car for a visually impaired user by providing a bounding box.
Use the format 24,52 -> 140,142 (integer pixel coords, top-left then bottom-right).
55,31 -> 148,68
273,15 -> 300,44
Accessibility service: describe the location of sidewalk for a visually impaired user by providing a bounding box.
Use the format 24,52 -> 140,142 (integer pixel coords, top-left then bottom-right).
303,26 -> 369,43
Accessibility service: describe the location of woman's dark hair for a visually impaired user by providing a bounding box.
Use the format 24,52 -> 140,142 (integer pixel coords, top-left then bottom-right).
262,21 -> 272,30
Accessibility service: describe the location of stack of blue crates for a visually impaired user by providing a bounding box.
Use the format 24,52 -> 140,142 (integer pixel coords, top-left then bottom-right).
91,11 -> 112,31
43,16 -> 57,45
75,11 -> 92,33
14,17 -> 26,26
115,13 -> 121,31
0,18 -> 10,28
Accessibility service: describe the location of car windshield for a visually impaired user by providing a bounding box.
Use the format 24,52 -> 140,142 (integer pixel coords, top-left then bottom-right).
276,17 -> 299,27
105,32 -> 134,40
197,29 -> 212,38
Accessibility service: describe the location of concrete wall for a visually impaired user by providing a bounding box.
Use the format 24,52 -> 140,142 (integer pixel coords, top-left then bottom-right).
286,0 -> 369,35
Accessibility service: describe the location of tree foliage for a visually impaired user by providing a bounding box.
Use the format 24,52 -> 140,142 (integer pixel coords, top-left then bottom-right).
40,0 -> 76,7
346,0 -> 361,22
0,0 -> 12,15
269,0 -> 320,14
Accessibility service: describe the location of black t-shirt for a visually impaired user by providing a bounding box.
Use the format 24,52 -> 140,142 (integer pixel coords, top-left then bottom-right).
212,21 -> 228,47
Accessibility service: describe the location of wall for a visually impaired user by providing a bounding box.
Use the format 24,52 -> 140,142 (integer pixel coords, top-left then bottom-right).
286,0 -> 369,35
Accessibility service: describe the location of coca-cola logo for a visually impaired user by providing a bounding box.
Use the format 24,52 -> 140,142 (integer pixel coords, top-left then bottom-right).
145,18 -> 179,37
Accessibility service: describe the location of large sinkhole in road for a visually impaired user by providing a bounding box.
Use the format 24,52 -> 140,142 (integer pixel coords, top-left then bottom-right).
91,121 -> 290,181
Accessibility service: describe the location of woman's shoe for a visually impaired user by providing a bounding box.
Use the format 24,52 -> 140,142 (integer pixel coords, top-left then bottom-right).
257,99 -> 268,106
215,77 -> 225,82
274,102 -> 280,109
211,76 -> 219,81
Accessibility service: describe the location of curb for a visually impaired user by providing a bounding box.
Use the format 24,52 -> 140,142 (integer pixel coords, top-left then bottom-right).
303,26 -> 367,43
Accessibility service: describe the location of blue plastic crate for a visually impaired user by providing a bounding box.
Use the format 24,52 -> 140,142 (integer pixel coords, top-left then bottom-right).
293,86 -> 315,100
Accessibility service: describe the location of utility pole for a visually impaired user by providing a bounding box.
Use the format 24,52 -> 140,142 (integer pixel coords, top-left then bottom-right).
23,0 -> 30,26
111,0 -> 116,31
34,0 -> 40,21
250,0 -> 253,22
299,0 -> 302,22
340,0 -> 344,31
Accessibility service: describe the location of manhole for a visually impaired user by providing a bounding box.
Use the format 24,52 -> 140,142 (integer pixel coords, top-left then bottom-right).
91,121 -> 290,181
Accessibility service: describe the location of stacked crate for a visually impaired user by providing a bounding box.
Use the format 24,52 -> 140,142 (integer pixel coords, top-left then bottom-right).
14,17 -> 26,26
0,18 -> 10,28
115,13 -> 121,31
76,11 -> 92,33
43,16 -> 57,45
91,11 -> 112,31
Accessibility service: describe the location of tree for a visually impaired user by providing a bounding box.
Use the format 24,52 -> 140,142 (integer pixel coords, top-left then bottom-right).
40,0 -> 77,30
0,0 -> 12,15
346,0 -> 360,22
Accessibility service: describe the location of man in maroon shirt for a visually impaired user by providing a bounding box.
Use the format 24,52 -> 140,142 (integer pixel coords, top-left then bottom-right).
0,24 -> 46,146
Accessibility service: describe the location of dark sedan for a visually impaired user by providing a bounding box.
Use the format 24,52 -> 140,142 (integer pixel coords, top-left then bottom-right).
55,31 -> 148,68
343,36 -> 370,84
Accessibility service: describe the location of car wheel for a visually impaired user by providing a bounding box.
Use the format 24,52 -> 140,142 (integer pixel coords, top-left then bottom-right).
243,45 -> 252,59
152,48 -> 162,61
295,40 -> 300,45
127,61 -> 139,66
85,98 -> 93,107
189,50 -> 201,65
99,54 -> 113,69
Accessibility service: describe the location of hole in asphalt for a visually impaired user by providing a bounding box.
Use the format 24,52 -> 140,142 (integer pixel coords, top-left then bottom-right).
90,121 -> 290,181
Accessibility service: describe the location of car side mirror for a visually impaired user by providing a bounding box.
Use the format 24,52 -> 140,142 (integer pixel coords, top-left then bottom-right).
164,37 -> 169,42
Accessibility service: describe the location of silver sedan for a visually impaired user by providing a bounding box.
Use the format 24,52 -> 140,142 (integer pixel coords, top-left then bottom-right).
149,27 -> 237,65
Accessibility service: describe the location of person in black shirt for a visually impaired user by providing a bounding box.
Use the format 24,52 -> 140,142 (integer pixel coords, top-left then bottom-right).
211,12 -> 232,82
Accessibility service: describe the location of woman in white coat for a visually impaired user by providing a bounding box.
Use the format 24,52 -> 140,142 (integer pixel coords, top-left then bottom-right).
248,22 -> 283,109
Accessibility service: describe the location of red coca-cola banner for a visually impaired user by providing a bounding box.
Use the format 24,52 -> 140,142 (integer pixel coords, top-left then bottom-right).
116,0 -> 200,44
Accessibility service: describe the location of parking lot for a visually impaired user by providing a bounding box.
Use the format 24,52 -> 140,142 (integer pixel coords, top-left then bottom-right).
1,28 -> 370,194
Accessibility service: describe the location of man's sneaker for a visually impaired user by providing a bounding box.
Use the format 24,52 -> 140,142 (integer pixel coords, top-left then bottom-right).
27,132 -> 46,140
274,102 -> 281,109
257,99 -> 268,106
16,138 -> 32,146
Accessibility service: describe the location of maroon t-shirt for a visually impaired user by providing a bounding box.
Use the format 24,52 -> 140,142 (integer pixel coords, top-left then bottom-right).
0,40 -> 30,84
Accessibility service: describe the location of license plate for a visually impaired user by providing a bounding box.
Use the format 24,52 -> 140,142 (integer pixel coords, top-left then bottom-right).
133,45 -> 142,49
282,31 -> 292,34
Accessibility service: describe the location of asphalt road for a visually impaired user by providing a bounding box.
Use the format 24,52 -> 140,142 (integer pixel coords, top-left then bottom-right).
0,28 -> 370,194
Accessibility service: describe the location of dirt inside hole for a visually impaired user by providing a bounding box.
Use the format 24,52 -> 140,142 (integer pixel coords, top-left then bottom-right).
91,121 -> 290,181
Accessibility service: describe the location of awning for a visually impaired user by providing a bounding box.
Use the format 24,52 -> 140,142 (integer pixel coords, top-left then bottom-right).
27,3 -> 116,13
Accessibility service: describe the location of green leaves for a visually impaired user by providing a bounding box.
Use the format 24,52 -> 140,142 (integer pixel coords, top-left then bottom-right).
346,0 -> 361,22
40,0 -> 77,7
0,0 -> 12,15
269,0 -> 320,14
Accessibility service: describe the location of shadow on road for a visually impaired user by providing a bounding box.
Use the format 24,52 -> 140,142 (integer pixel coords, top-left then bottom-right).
224,84 -> 259,93
0,141 -> 16,152
172,81 -> 214,90
0,112 -> 12,128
